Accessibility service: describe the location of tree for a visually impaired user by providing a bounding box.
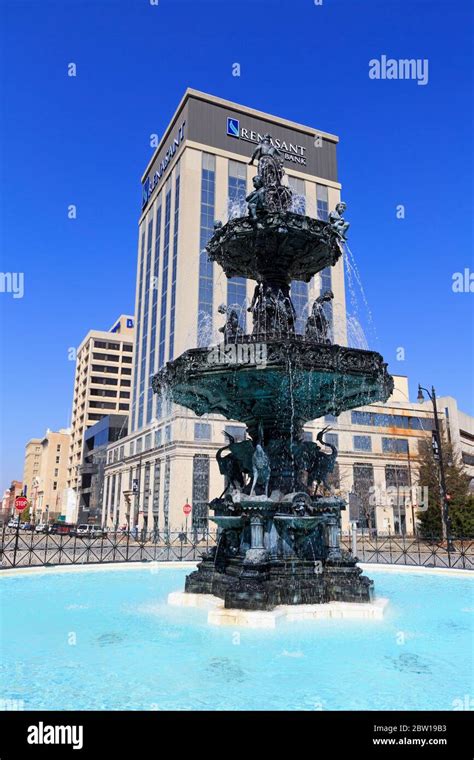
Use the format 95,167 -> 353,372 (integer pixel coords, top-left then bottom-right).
19,506 -> 31,522
415,436 -> 474,538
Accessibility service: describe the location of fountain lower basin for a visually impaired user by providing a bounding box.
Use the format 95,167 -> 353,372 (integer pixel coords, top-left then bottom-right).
152,338 -> 393,432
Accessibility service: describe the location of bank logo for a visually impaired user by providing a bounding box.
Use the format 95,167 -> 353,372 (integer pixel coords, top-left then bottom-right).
227,117 -> 240,138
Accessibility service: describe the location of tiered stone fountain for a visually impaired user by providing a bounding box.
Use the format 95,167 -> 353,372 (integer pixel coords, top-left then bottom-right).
153,135 -> 393,612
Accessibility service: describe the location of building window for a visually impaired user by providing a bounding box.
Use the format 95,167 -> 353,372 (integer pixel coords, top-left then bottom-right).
385,465 -> 409,489
163,457 -> 170,533
168,163 -> 181,360
194,422 -> 211,441
109,473 -> 116,515
302,431 -> 313,442
354,435 -> 372,452
227,161 -> 247,331
324,433 -> 338,449
138,214 -> 155,429
55,456 -> 60,463
198,153 -> 216,346
192,455 -> 209,531
164,424 -> 172,443
385,465 -> 410,534
115,473 -> 121,526
131,229 -> 146,432
152,459 -> 161,528
136,438 -> 143,454
352,411 -> 372,426
351,411 -> 435,430
327,463 -> 340,489
56,444 -> 61,452
287,177 -> 308,333
158,184 -> 172,369
155,429 -> 162,448
288,176 -> 305,215
351,464 -> 375,529
144,433 -> 152,450
224,425 -> 246,442
316,184 -> 329,221
54,468 -> 58,477
382,438 -> 409,454
53,481 -> 57,491
104,476 -> 110,514
149,200 -> 162,421
143,462 -> 151,517
319,267 -> 333,337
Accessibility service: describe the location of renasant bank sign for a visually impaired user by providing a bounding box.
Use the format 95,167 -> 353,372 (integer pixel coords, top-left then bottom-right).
142,121 -> 186,209
226,117 -> 307,166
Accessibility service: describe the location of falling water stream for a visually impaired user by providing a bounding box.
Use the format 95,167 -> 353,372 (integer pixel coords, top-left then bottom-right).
343,242 -> 378,349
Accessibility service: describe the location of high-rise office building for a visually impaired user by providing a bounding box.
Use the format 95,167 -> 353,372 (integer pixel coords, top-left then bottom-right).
103,90 -> 345,532
66,315 -> 134,518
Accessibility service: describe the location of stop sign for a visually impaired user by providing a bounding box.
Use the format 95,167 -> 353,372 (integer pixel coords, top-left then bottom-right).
183,503 -> 192,516
15,496 -> 28,512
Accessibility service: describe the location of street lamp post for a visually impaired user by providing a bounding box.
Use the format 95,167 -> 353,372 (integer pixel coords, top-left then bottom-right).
417,384 -> 454,550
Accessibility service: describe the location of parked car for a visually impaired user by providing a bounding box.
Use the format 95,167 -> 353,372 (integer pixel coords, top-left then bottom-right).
35,523 -> 47,533
49,522 -> 75,535
71,524 -> 90,537
71,524 -> 107,539
7,518 -> 20,529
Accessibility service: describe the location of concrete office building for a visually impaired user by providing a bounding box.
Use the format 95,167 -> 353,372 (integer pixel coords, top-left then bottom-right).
102,90 -> 473,535
23,438 -> 42,501
422,396 -> 474,483
66,314 -> 134,520
34,428 -> 71,523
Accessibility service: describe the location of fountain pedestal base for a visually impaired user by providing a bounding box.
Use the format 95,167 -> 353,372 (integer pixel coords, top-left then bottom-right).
185,556 -> 373,611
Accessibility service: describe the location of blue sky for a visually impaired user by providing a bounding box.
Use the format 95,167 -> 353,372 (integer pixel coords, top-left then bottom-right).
0,0 -> 473,488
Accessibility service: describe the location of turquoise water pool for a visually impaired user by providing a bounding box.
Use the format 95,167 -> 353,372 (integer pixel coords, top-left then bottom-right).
1,565 -> 472,710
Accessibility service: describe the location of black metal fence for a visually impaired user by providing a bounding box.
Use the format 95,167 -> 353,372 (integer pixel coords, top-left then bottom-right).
0,527 -> 217,568
341,532 -> 474,570
1,525 -> 473,570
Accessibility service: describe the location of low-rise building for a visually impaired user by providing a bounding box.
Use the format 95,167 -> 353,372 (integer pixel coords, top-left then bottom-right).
77,414 -> 128,525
